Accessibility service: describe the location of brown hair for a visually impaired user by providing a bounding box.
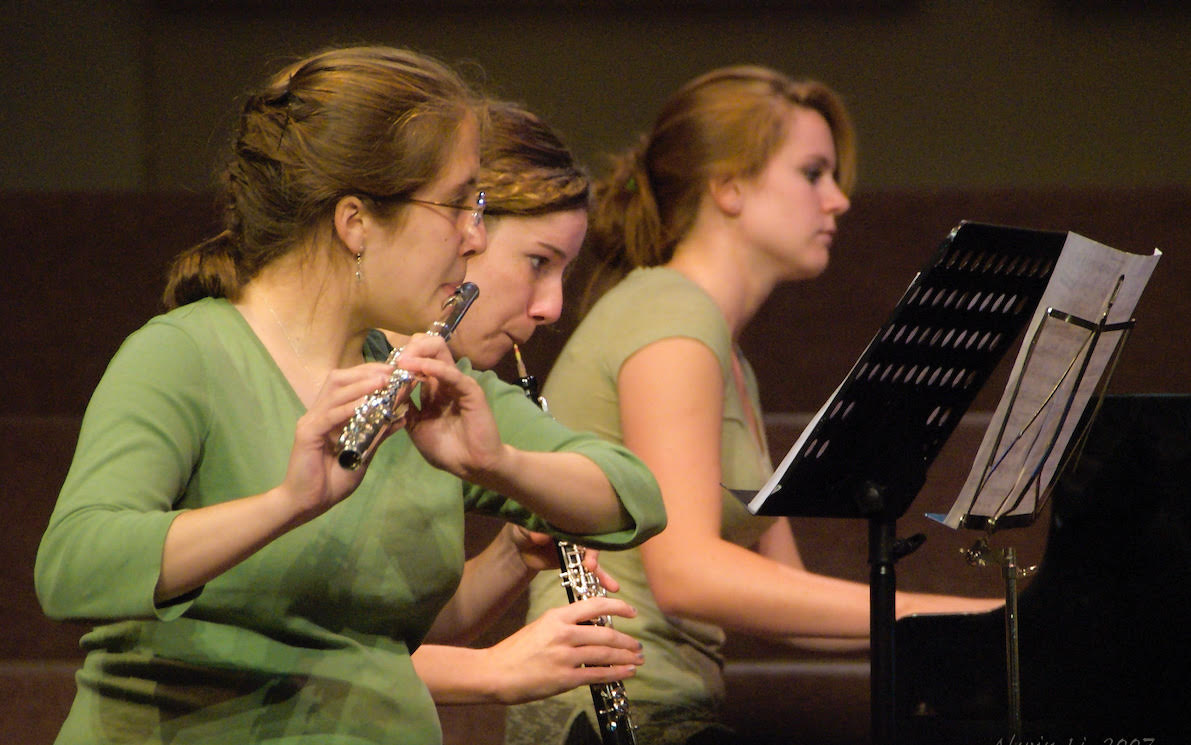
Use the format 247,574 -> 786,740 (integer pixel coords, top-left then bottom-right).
163,46 -> 481,309
477,101 -> 589,218
583,65 -> 856,307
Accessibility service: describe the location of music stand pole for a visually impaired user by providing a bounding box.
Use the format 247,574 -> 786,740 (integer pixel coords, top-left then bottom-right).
1003,546 -> 1023,738
870,514 -> 897,745
862,481 -> 926,745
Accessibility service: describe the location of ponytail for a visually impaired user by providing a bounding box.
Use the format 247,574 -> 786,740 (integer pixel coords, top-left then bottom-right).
162,228 -> 241,310
581,139 -> 669,313
579,65 -> 856,316
161,45 -> 479,310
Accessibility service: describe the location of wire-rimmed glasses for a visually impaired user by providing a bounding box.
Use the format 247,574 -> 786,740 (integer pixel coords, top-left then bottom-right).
362,190 -> 486,232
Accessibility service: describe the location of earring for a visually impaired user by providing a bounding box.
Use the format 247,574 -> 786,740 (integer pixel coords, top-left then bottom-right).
355,249 -> 364,283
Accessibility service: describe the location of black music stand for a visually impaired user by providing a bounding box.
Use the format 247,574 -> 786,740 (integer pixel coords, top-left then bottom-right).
745,222 -> 1068,745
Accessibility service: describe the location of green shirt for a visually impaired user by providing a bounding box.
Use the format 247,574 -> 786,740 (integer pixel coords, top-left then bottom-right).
511,268 -> 775,741
35,297 -> 664,744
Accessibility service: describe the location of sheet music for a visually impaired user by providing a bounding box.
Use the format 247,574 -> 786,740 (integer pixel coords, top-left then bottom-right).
940,232 -> 1161,528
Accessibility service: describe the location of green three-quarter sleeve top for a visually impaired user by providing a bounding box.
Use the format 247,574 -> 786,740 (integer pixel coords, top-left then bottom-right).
35,298 -> 664,745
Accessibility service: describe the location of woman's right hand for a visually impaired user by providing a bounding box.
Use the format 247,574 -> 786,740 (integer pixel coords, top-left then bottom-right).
155,360 -> 398,604
277,361 -> 397,521
484,597 -> 643,705
278,331 -> 495,520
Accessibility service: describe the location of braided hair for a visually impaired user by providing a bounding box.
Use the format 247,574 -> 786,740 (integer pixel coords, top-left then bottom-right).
163,46 -> 481,309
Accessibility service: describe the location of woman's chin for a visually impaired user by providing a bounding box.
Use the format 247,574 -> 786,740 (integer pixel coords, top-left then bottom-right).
465,343 -> 510,370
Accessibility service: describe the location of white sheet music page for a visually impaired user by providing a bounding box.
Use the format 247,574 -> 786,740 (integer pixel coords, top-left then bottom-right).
940,233 -> 1161,529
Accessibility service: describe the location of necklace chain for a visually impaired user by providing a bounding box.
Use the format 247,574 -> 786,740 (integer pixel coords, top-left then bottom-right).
264,299 -> 322,389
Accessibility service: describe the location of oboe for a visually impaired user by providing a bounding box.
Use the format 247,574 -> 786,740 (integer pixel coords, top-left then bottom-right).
513,346 -> 638,745
336,282 -> 479,470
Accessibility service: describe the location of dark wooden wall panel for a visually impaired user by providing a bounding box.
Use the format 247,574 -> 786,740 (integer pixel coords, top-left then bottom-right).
3,187 -> 1184,743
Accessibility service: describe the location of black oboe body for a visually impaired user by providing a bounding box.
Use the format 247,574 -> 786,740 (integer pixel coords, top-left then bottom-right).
514,352 -> 637,745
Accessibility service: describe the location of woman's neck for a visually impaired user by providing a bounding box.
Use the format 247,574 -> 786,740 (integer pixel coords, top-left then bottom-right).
235,255 -> 368,400
666,232 -> 779,341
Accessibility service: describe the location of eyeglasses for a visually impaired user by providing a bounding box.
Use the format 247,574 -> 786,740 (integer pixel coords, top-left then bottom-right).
364,190 -> 486,231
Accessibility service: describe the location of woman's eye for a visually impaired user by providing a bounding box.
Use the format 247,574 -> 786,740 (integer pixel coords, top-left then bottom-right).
529,255 -> 548,272
802,167 -> 825,183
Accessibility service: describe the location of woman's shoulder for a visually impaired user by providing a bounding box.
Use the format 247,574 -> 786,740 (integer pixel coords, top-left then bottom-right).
140,297 -> 237,333
79,300 -> 243,429
119,297 -> 227,348
580,267 -> 731,359
599,266 -> 717,309
110,298 -> 251,376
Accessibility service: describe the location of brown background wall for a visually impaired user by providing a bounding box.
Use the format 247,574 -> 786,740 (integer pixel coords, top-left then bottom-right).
2,0 -> 1188,742
4,1 -> 1190,193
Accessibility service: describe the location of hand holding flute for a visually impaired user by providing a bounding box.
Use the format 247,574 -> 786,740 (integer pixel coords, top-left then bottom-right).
273,283 -> 488,521
155,314 -> 490,603
337,282 -> 479,469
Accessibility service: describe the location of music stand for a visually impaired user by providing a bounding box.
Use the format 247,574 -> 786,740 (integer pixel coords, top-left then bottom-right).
746,221 -> 1069,745
947,310 -> 1133,739
932,233 -> 1160,738
747,221 -> 1157,742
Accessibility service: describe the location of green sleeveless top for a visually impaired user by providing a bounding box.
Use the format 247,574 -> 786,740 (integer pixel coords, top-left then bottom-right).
510,267 -> 775,742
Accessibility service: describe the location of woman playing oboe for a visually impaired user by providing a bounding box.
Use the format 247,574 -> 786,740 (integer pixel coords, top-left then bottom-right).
405,100 -> 648,708
34,47 -> 663,745
506,66 -> 1000,745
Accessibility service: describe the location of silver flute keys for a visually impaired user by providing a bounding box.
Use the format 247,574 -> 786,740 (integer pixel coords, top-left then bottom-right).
336,282 -> 479,470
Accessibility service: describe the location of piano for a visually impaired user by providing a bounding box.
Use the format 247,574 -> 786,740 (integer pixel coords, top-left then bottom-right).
895,394 -> 1191,742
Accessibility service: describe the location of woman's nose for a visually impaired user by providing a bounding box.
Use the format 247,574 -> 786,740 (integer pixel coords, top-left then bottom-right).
461,218 -> 487,258
529,279 -> 564,325
823,178 -> 850,216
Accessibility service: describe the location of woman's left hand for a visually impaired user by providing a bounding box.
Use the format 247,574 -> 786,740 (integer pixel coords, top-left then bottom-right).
504,524 -> 620,593
483,596 -> 642,704
396,333 -> 505,478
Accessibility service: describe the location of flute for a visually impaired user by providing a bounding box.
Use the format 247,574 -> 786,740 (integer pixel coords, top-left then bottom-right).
513,346 -> 638,745
336,282 -> 479,470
